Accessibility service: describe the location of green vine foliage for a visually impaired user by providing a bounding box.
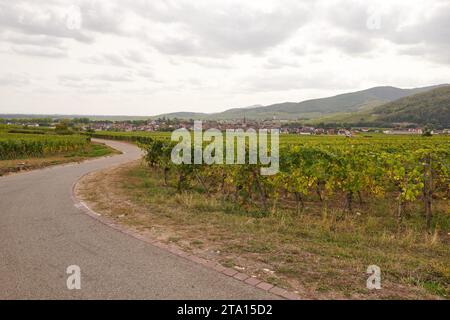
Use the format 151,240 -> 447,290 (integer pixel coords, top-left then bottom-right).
138,135 -> 449,226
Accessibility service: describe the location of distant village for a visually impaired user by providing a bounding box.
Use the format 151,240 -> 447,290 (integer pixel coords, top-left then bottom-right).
1,117 -> 449,136
65,118 -> 450,136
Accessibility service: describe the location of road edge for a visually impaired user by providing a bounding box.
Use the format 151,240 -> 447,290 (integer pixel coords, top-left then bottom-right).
70,154 -> 302,300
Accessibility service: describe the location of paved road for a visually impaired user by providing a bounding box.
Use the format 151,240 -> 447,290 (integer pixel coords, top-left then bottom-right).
0,139 -> 275,299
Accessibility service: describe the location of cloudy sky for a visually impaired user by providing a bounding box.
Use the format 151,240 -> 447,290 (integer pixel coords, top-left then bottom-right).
0,0 -> 449,116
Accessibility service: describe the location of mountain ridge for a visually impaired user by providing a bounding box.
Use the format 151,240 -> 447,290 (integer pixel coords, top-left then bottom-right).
152,84 -> 448,121
371,85 -> 450,127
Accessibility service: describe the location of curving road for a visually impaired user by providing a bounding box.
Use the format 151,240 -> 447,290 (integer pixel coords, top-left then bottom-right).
0,139 -> 276,299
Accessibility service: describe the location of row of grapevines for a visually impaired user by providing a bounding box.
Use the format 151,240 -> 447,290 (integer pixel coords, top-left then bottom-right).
86,131 -> 170,144
139,135 -> 449,227
0,134 -> 90,160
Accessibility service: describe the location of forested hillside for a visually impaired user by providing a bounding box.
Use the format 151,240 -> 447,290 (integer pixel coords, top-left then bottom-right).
372,86 -> 450,127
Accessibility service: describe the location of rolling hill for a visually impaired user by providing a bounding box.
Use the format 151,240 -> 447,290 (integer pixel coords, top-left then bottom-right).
0,114 -> 152,121
153,84 -> 447,121
371,85 -> 450,127
3,84 -> 447,127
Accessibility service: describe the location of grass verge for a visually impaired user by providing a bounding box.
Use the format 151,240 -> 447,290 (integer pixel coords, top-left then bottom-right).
76,161 -> 449,300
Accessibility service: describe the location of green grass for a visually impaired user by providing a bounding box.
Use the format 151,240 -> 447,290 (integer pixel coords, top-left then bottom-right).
63,143 -> 118,158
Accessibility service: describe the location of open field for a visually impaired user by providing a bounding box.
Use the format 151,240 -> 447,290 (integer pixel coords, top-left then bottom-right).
77,132 -> 450,299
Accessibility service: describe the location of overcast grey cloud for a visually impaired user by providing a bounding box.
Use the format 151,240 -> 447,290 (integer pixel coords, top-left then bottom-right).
125,50 -> 148,64
12,44 -> 67,58
0,73 -> 30,86
91,72 -> 134,82
0,1 -> 93,43
141,1 -> 311,57
0,0 -> 449,116
1,32 -> 63,47
323,34 -> 375,55
324,0 -> 450,62
78,1 -> 126,35
81,53 -> 128,67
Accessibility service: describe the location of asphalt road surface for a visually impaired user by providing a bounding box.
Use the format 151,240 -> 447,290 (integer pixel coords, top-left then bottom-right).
0,139 -> 276,299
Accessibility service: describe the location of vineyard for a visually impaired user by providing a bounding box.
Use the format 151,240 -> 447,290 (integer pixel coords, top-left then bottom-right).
88,130 -> 169,144
0,131 -> 90,160
76,130 -> 450,297
88,131 -> 450,227
133,133 -> 450,229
